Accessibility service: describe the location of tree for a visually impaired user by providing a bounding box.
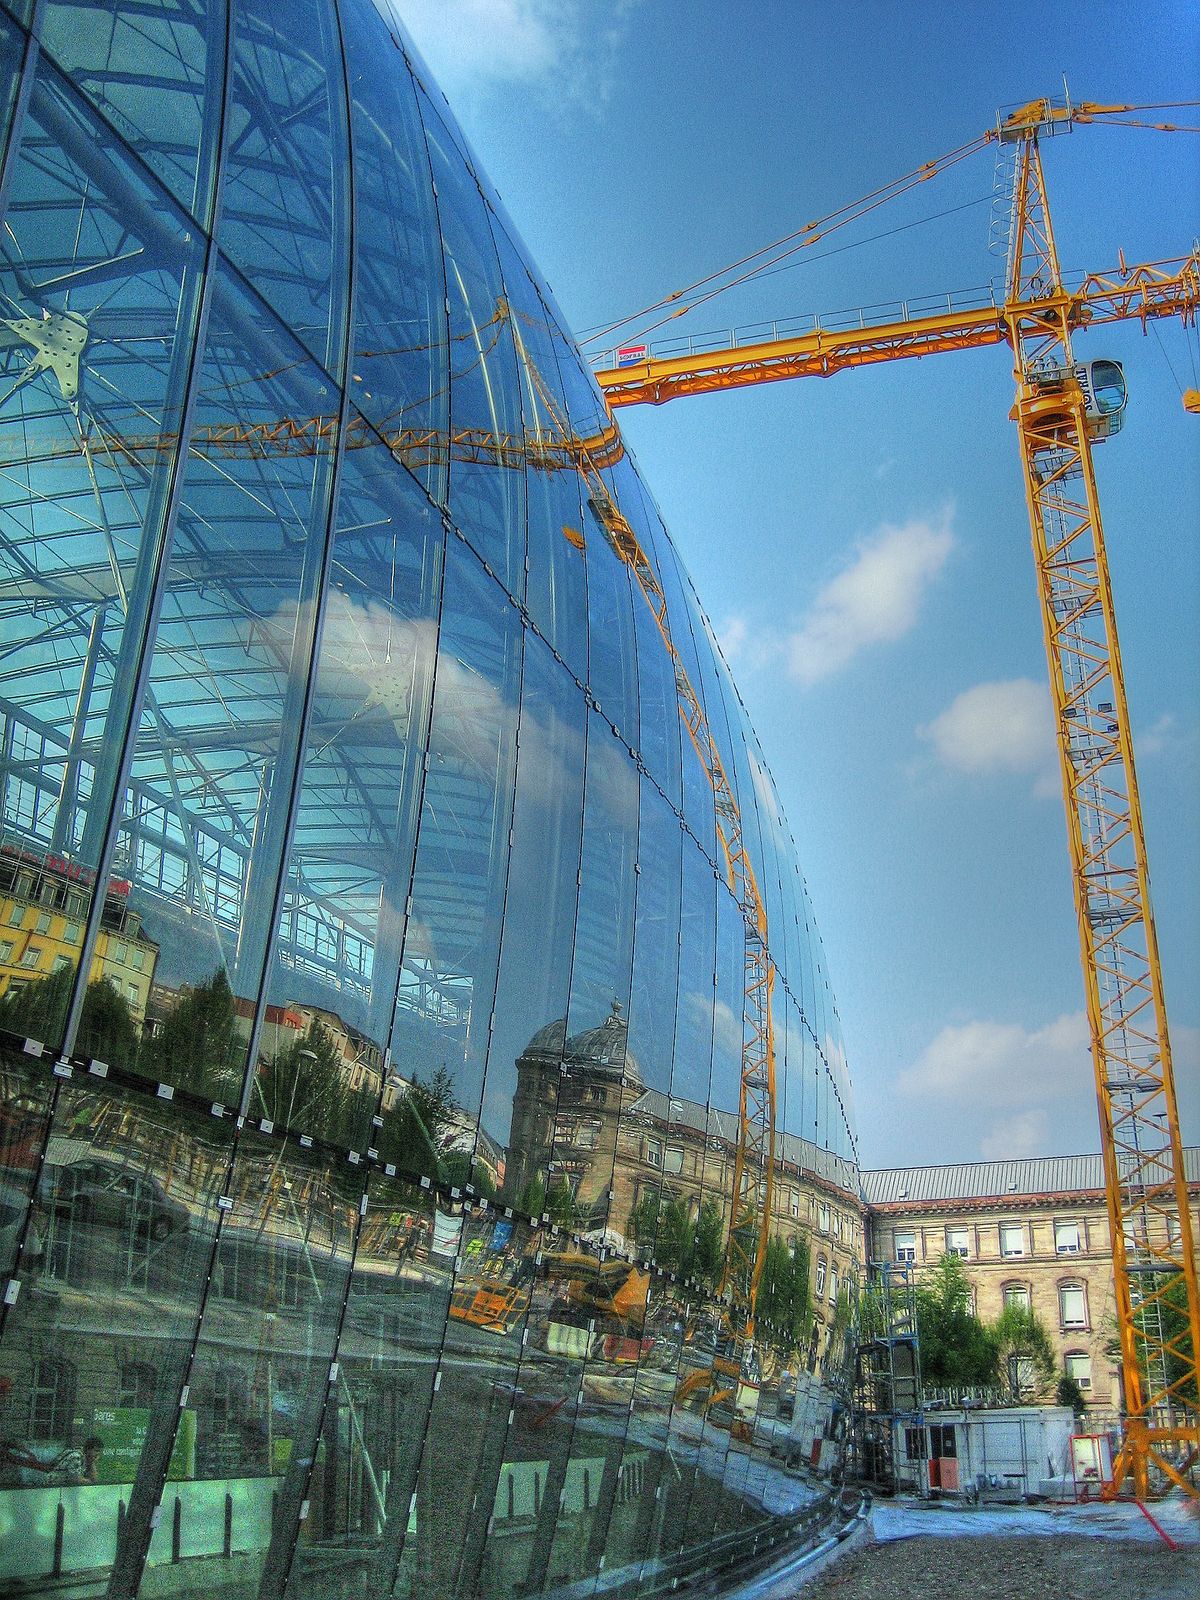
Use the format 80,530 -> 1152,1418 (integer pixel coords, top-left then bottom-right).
254,1019 -> 365,1145
380,1065 -> 464,1182
755,1235 -> 813,1358
993,1303 -> 1057,1402
914,1254 -> 998,1388
142,969 -> 243,1099
1056,1372 -> 1087,1414
628,1192 -> 724,1286
0,969 -> 139,1071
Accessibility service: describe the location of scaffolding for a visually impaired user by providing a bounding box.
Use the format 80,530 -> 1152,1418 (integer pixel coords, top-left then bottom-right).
851,1260 -> 924,1494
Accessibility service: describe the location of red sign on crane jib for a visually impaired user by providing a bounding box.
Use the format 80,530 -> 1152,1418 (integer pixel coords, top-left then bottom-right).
617,345 -> 647,367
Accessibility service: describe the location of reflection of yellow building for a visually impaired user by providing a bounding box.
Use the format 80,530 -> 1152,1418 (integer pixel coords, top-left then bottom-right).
0,849 -> 159,1023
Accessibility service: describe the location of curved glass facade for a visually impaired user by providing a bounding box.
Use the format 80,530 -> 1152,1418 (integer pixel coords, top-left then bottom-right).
0,5 -> 861,1595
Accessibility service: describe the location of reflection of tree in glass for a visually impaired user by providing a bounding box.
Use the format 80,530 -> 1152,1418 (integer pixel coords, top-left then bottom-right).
255,1019 -> 370,1147
142,970 -> 243,1100
630,1192 -> 724,1287
0,968 -> 138,1071
380,1064 -> 466,1185
755,1236 -> 814,1358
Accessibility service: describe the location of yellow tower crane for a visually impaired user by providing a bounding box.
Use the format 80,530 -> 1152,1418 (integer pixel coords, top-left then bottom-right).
592,96 -> 1200,1500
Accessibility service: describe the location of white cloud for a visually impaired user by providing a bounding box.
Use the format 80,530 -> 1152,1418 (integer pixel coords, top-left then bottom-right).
920,677 -> 1056,784
786,512 -> 953,686
401,0 -> 637,105
898,1012 -> 1089,1111
980,1109 -> 1050,1161
717,614 -> 748,662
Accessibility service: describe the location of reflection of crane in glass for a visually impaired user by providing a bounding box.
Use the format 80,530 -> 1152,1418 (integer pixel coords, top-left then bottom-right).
591,96 -> 1200,1500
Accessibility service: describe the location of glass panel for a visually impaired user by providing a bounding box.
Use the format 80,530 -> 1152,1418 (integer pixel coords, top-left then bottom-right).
0,1052 -> 55,1279
381,537 -> 520,1183
482,629 -> 584,1212
39,0 -> 226,227
417,86 -> 526,596
340,0 -> 449,507
492,225 -> 589,680
397,1204 -> 535,1599
0,49 -> 207,1055
0,1079 -> 231,1598
115,263 -> 341,1102
221,0 -> 350,376
254,426 -> 443,1150
132,1134 -> 360,1600
283,1170 -> 445,1600
546,712 -> 638,1237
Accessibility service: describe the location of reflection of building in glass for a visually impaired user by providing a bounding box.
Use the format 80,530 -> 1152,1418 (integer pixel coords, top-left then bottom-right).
0,849 -> 159,1023
0,4 -> 859,1595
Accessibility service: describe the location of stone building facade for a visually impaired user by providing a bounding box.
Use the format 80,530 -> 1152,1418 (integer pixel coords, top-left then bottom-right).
860,1149 -> 1200,1413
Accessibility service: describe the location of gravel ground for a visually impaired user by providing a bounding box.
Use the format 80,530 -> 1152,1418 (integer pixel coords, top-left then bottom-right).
816,1533 -> 1200,1600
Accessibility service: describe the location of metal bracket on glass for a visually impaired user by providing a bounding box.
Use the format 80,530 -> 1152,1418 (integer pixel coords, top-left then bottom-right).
3,1280 -> 19,1306
21,1038 -> 44,1057
52,1059 -> 72,1079
87,1060 -> 109,1077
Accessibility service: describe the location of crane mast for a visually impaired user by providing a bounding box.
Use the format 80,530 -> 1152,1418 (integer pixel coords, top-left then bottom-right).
1001,99 -> 1200,1499
594,100 -> 1200,1496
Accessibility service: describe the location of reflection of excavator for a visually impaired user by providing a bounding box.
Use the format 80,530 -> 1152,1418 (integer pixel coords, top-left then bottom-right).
592,97 -> 1200,1499
541,1250 -> 651,1331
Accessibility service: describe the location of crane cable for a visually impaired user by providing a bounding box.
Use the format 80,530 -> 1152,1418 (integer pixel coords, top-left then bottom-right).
581,100 -> 1200,349
577,132 -> 993,345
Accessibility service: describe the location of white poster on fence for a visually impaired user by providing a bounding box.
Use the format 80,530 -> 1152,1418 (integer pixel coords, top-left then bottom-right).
432,1207 -> 463,1258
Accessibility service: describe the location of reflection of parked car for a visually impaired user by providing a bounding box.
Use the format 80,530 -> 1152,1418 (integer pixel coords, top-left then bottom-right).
43,1158 -> 189,1241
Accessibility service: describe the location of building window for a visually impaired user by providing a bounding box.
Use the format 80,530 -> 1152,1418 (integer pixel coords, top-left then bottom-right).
1002,1283 -> 1030,1311
35,912 -> 51,933
646,1139 -> 662,1169
20,945 -> 41,968
52,955 -> 72,974
945,1226 -> 969,1258
119,1362 -> 158,1410
663,1146 -> 684,1176
894,1229 -> 916,1263
815,1255 -> 827,1297
1000,1222 -> 1025,1258
818,1202 -> 830,1233
1059,1282 -> 1088,1330
789,1190 -> 799,1218
131,948 -> 146,970
6,904 -> 23,926
1065,1351 -> 1092,1391
30,1357 -> 76,1441
64,920 -> 81,943
0,940 -> 12,963
1054,1220 -> 1081,1254
829,1265 -> 839,1305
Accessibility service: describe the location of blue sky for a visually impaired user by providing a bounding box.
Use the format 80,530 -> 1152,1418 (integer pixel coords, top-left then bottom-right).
401,0 -> 1200,1168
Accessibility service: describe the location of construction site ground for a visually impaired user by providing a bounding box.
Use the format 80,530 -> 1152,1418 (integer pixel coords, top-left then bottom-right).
756,1496 -> 1200,1600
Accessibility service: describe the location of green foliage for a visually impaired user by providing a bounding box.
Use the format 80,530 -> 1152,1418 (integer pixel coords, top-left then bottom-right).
0,968 -> 140,1072
517,1173 -> 546,1219
994,1303 -> 1057,1401
143,969 -> 243,1098
254,1018 -> 371,1146
1133,1272 -> 1198,1407
628,1191 -> 724,1286
914,1254 -> 999,1388
1056,1373 -> 1087,1413
380,1064 -> 463,1182
755,1234 -> 813,1358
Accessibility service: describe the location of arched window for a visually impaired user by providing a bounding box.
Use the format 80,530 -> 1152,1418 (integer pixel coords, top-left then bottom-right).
1002,1282 -> 1030,1312
815,1255 -> 827,1298
1058,1281 -> 1088,1330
